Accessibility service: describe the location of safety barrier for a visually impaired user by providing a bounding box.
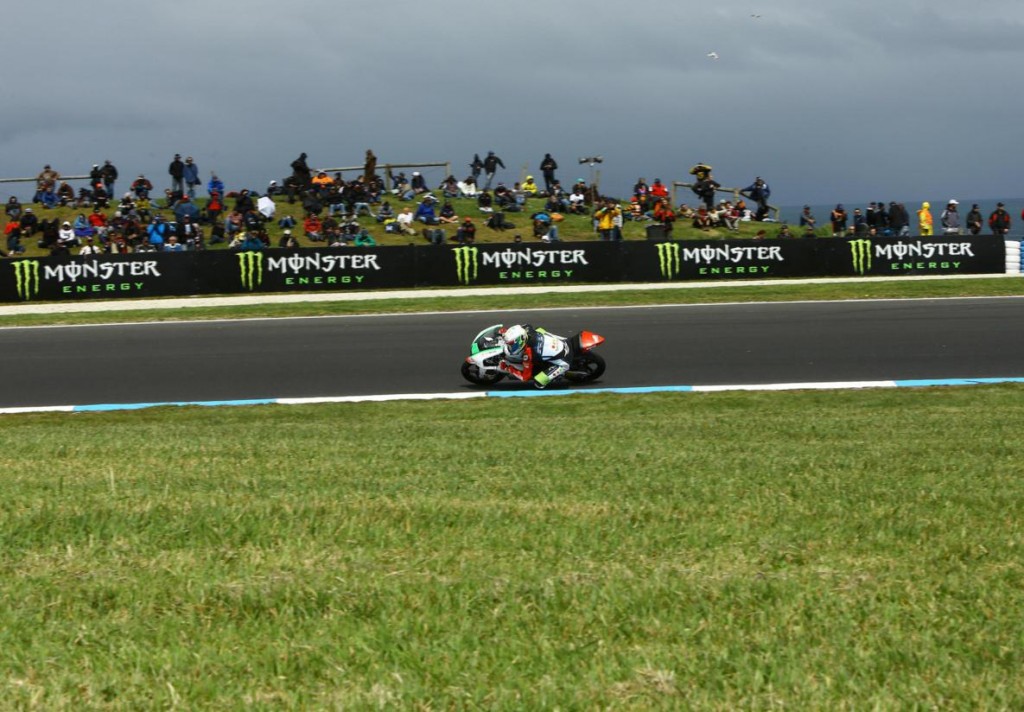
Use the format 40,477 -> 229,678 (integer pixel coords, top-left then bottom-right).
1006,240 -> 1023,275
0,236 -> 1013,303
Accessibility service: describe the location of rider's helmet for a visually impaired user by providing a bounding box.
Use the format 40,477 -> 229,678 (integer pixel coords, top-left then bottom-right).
502,325 -> 529,359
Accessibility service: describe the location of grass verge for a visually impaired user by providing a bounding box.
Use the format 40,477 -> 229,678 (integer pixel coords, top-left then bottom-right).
2,387 -> 1023,708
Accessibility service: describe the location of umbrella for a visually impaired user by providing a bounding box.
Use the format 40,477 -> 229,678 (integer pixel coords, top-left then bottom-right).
257,196 -> 276,219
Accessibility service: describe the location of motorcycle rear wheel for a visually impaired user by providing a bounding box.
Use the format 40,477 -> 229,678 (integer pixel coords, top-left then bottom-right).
566,352 -> 606,383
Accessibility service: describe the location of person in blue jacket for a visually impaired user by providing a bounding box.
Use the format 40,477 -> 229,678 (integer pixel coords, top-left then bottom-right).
414,197 -> 438,225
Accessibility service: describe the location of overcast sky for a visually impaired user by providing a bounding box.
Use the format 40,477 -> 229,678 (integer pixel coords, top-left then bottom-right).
4,0 -> 1023,207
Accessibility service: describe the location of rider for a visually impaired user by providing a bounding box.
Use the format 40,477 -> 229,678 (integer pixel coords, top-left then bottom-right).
498,324 -> 571,388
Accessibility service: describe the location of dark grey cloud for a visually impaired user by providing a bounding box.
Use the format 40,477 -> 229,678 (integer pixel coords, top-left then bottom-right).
3,0 -> 1023,207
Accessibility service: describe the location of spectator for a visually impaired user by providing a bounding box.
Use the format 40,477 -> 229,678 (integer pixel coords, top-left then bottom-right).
395,207 -> 416,236
689,162 -> 718,210
376,201 -> 395,223
304,213 -> 324,242
132,175 -> 153,199
100,160 -> 118,198
146,216 -> 169,250
56,182 -> 75,207
233,230 -> 265,251
278,229 -> 299,248
940,200 -> 961,235
183,157 -> 200,198
521,175 -> 539,196
692,206 -> 713,231
741,177 -> 771,220
777,224 -> 794,238
917,201 -> 933,236
19,208 -> 38,236
830,204 -> 848,237
567,187 -> 587,215
482,151 -> 505,190
206,190 -> 224,224
78,236 -> 102,256
852,208 -> 867,236
650,178 -> 669,200
455,217 -> 477,244
889,202 -> 910,237
539,153 -> 558,194
173,196 -> 201,223
168,153 -> 185,199
414,197 -> 439,225
410,171 -> 428,196
966,204 -> 984,235
799,205 -> 816,233
163,234 -> 185,252
594,199 -> 622,241
477,190 -> 494,213
469,154 -> 484,184
5,217 -> 24,254
58,220 -> 78,249
175,215 -> 202,249
34,164 -> 60,203
653,198 -> 678,237
5,196 -> 22,220
208,173 -> 225,200
353,229 -> 376,247
290,152 -> 312,194
989,202 -> 1011,236
437,201 -> 458,224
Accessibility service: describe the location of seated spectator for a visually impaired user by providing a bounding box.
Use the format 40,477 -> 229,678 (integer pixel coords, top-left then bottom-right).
5,196 -> 22,220
173,196 -> 201,223
777,224 -> 794,238
521,175 -> 539,195
493,183 -> 514,209
395,206 -> 417,235
277,214 -> 297,230
278,229 -> 299,248
376,201 -> 395,222
477,190 -> 494,213
304,213 -> 324,242
633,178 -> 649,200
146,216 -> 169,249
175,215 -> 202,249
5,217 -> 24,254
437,201 -> 458,224
440,175 -> 460,198
231,230 -> 265,251
692,207 -> 712,231
163,234 -> 186,252
206,191 -> 224,223
718,201 -> 740,232
87,207 -> 109,241
414,197 -> 438,225
19,207 -> 39,235
410,171 -> 428,196
78,236 -> 102,255
458,176 -> 480,197
353,229 -> 376,247
650,178 -> 669,199
234,189 -> 255,214
58,220 -> 79,248
567,187 -> 587,215
531,212 -> 558,242
653,199 -> 677,237
56,182 -> 75,206
454,217 -> 476,245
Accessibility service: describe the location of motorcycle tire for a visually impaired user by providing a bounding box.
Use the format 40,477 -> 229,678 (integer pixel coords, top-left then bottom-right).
566,352 -> 606,383
461,360 -> 504,386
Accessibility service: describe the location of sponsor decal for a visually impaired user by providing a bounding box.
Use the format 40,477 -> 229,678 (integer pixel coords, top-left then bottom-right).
11,260 -> 41,301
237,251 -> 264,291
11,259 -> 162,299
453,246 -> 479,285
850,239 -> 872,275
454,246 -> 588,284
849,239 -> 975,274
656,243 -> 785,279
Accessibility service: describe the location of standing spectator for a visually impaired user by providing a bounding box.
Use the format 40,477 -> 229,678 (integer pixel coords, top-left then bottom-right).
482,151 -> 505,190
966,204 -> 984,235
989,202 -> 1011,237
830,204 -> 848,237
741,177 -> 771,220
469,154 -> 484,184
852,208 -> 867,236
207,172 -> 225,198
34,164 -> 60,203
540,153 -> 558,194
940,200 -> 961,235
594,199 -> 621,241
183,157 -> 200,198
100,160 -> 118,198
363,149 -> 377,185
889,202 -> 910,236
799,205 -> 816,233
917,201 -> 933,236
168,154 -> 185,198
89,164 -> 103,190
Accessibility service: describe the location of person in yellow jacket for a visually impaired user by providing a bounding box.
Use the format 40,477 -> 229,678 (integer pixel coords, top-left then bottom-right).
521,175 -> 539,195
594,198 -> 622,241
918,201 -> 933,236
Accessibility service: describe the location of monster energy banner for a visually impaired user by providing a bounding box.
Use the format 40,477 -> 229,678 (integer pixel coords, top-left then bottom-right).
626,239 -> 822,281
195,248 -> 416,294
826,237 -> 1004,276
0,254 -> 196,302
422,243 -> 623,287
0,238 -> 1007,303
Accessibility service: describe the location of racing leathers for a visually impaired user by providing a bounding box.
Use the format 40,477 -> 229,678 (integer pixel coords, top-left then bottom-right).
498,325 -> 571,388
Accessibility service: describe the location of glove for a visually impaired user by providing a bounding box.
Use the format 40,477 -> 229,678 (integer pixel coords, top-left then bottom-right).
497,361 -> 513,374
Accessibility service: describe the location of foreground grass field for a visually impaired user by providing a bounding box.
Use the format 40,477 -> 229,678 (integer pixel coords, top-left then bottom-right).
3,388 -> 1023,708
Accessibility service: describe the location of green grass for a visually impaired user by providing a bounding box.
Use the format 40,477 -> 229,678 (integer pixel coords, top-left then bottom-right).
3,387 -> 1024,708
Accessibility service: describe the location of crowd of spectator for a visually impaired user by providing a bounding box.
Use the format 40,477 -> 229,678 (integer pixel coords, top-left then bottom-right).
3,154 -> 1020,257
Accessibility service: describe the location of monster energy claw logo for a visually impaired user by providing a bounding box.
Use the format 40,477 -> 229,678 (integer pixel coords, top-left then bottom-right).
849,239 -> 872,275
11,260 -> 41,301
237,251 -> 264,291
656,242 -> 680,279
453,246 -> 479,285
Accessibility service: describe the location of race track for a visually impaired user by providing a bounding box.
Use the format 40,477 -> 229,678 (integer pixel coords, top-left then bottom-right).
2,297 -> 1023,409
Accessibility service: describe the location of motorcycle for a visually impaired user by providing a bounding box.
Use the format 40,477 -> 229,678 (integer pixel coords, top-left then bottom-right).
461,324 -> 606,387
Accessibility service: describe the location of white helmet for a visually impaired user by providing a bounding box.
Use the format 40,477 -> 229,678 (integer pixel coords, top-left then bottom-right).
503,325 -> 529,359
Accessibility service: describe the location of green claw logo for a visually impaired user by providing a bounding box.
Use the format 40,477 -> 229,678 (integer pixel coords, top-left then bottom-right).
237,251 -> 264,291
849,239 -> 872,275
11,260 -> 41,301
453,246 -> 479,285
656,242 -> 680,279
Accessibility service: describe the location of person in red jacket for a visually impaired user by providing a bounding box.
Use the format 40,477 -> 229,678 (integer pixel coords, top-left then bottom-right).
989,202 -> 1011,236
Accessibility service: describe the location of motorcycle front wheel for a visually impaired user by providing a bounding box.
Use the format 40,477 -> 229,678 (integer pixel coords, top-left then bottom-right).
461,361 -> 504,386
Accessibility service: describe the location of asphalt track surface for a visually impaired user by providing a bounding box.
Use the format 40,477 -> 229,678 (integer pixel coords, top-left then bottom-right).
2,297 -> 1023,409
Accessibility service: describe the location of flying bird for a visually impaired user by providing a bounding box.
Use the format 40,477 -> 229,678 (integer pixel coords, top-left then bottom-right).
706,51 -> 719,60
751,14 -> 762,18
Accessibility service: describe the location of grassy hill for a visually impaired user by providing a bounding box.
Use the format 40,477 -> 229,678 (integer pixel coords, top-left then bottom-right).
6,193 -> 802,258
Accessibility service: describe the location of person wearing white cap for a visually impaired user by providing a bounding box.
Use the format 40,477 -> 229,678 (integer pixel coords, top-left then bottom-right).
940,199 -> 961,235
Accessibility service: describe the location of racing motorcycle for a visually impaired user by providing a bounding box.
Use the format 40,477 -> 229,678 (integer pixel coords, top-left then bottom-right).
461,324 -> 606,386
